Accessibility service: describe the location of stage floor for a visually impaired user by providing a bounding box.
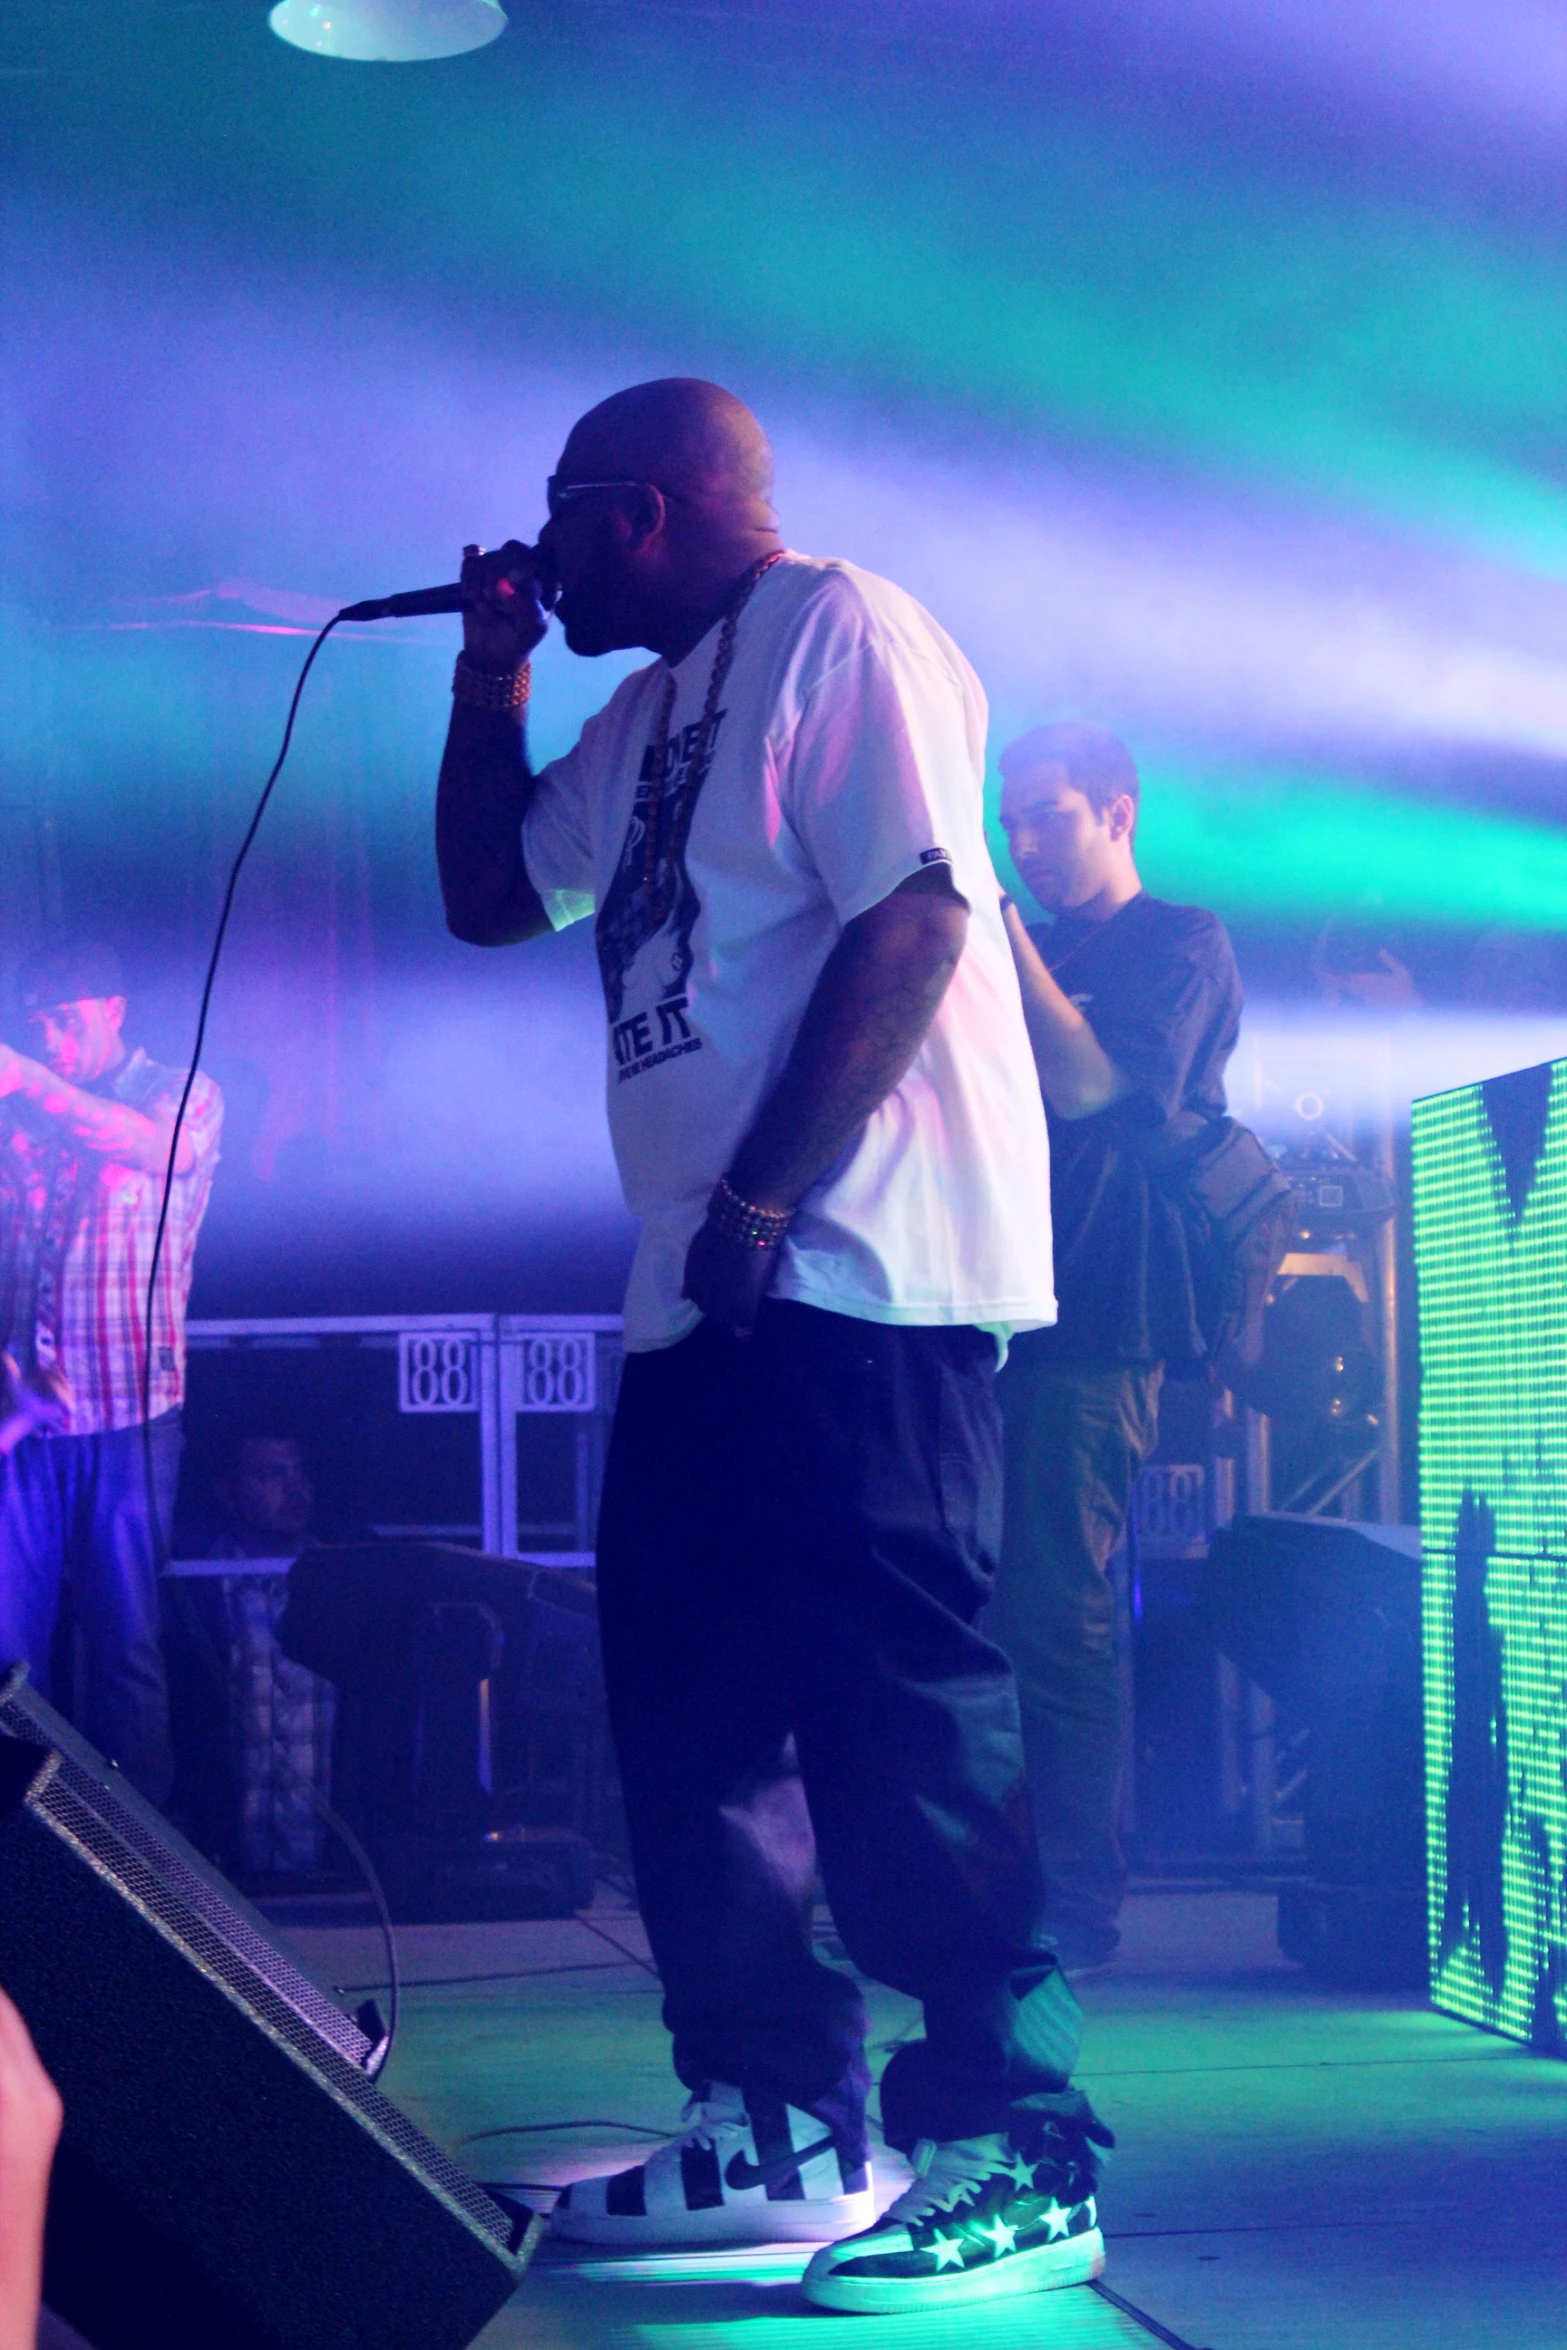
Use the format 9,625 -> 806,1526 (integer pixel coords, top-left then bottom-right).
275,1883 -> 1567,2350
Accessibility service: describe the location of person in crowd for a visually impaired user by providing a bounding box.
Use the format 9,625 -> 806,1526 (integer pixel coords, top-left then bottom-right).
0,941 -> 222,1804
1312,911 -> 1567,1015
435,378 -> 1111,2313
207,1429 -> 319,1560
0,1984 -> 60,2350
167,1428 -> 337,1879
1312,913 -> 1423,1013
991,722 -> 1242,1969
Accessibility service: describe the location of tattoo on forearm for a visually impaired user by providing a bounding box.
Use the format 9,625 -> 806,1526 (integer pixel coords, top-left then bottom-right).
732,905 -> 963,1207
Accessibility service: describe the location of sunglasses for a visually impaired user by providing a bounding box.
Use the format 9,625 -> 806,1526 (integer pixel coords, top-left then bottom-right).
544,475 -> 660,520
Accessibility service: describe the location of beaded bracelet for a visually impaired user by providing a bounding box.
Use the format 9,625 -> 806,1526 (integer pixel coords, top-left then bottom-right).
709,1174 -> 793,1250
452,654 -> 531,713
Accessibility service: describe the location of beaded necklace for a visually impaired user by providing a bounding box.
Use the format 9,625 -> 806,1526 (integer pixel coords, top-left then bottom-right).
640,549 -> 786,888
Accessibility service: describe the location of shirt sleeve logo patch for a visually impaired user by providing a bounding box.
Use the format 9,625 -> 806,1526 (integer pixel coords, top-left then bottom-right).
920,846 -> 953,866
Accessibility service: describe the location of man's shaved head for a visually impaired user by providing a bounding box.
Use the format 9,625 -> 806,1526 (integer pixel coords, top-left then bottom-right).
542,379 -> 783,662
559,379 -> 775,509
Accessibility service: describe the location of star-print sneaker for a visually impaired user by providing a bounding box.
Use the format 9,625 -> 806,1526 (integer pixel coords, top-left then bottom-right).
799,2127 -> 1103,2312
550,2082 -> 875,2246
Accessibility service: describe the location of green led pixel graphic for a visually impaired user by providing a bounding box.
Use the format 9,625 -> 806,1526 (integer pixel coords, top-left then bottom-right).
1412,1059 -> 1567,2052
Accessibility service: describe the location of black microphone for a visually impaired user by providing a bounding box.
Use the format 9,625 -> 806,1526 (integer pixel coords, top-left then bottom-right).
336,582 -> 467,623
336,541 -> 557,625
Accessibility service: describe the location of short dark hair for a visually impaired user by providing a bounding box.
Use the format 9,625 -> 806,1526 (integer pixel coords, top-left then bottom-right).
998,722 -> 1140,822
211,1426 -> 308,1483
16,938 -> 124,1013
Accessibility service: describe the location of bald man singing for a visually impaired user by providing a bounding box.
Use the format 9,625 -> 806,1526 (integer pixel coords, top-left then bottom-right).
436,382 -> 1111,2315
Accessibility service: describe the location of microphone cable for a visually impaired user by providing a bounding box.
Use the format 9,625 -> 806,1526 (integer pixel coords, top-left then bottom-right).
127,613 -> 407,2057
138,611 -> 341,1427
162,1571 -> 401,2078
139,532 -> 541,1325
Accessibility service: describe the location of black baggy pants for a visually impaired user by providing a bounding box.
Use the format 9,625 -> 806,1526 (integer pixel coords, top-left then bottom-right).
595,1298 -> 1091,2159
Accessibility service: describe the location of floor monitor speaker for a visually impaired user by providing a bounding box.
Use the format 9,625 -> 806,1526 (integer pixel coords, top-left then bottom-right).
0,1665 -> 535,2350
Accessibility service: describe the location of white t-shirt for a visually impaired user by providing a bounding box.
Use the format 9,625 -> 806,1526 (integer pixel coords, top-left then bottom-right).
522,552 -> 1056,1353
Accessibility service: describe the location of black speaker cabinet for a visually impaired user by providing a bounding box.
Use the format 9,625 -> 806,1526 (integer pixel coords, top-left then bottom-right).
0,1666 -> 534,2350
1201,1514 -> 1426,1989
1201,1512 -> 1424,1888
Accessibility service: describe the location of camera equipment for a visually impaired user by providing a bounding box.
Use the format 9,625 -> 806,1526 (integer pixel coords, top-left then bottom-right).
1275,1134 -> 1396,1244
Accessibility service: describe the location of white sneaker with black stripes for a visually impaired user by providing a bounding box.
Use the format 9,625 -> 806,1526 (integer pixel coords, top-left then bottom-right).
550,2082 -> 875,2246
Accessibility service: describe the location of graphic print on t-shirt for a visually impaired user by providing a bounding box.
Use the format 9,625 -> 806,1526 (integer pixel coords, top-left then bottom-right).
594,710 -> 728,1082
520,552 -> 1060,1348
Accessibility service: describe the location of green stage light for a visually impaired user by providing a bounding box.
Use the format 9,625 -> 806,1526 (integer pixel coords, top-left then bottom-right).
1138,765 -> 1567,927
991,761 -> 1567,929
31,12 -> 1567,577
1412,1059 -> 1567,2052
426,40 -> 1567,576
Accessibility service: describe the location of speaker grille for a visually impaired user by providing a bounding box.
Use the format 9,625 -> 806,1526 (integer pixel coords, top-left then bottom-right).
0,1697 -> 516,2255
18,1733 -> 371,2063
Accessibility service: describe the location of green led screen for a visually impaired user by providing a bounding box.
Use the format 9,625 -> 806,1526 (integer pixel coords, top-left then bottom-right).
1412,1060 -> 1567,2052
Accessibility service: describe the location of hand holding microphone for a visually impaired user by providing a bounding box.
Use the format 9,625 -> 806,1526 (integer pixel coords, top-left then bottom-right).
337,538 -> 558,673
458,541 -> 555,672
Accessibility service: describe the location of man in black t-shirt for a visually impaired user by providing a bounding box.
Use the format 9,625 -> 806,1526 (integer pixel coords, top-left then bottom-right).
992,722 -> 1242,1968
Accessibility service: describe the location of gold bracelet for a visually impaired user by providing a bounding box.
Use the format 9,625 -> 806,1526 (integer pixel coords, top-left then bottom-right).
452,655 -> 531,713
709,1174 -> 793,1250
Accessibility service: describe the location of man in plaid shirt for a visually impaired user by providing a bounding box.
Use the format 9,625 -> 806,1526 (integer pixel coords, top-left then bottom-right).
0,941 -> 222,1802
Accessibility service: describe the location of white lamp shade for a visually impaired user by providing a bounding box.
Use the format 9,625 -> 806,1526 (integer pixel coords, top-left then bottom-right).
269,0 -> 507,63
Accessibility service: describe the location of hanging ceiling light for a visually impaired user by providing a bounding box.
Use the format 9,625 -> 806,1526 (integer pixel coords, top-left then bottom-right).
269,0 -> 507,63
